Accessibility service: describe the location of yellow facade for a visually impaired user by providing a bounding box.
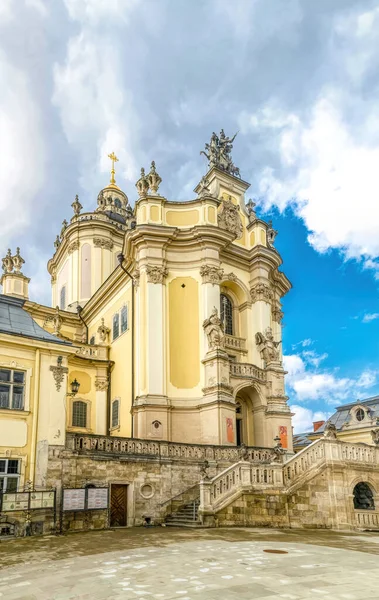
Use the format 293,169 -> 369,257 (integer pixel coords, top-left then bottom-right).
1,154 -> 296,491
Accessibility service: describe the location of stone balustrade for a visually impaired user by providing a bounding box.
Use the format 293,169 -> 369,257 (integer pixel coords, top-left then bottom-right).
67,433 -> 275,463
75,345 -> 108,360
229,362 -> 266,381
355,510 -> 379,528
200,461 -> 283,515
224,335 -> 247,352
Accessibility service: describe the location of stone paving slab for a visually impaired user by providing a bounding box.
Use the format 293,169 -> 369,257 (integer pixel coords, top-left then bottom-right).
1,528 -> 379,599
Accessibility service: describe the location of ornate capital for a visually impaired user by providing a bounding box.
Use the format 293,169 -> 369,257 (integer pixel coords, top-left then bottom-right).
50,357 -> 68,392
67,240 -> 80,254
200,265 -> 224,285
95,377 -> 109,392
93,237 -> 114,250
146,265 -> 168,284
250,282 -> 273,304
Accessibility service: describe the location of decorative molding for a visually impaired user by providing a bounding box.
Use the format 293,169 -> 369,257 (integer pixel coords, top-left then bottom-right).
146,265 -> 168,284
217,196 -> 243,239
97,318 -> 110,344
250,282 -> 273,303
224,272 -> 237,282
67,240 -> 80,254
200,265 -> 224,285
50,357 -> 68,392
93,237 -> 114,250
95,377 -> 109,392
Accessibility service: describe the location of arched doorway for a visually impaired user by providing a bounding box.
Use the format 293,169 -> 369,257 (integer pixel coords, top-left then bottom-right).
234,385 -> 262,447
353,482 -> 375,510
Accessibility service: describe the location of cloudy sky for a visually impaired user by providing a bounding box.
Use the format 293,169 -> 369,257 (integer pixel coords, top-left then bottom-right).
1,0 -> 379,432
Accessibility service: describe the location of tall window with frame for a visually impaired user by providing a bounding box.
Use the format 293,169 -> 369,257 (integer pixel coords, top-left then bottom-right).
0,369 -> 25,410
220,293 -> 233,335
72,400 -> 87,428
0,459 -> 20,493
111,399 -> 120,428
60,285 -> 66,310
120,305 -> 128,334
113,313 -> 120,340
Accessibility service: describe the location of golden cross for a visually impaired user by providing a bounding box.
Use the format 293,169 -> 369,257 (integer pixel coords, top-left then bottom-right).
108,151 -> 119,186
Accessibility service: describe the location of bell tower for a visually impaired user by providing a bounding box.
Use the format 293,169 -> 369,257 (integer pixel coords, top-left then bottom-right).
47,154 -> 135,311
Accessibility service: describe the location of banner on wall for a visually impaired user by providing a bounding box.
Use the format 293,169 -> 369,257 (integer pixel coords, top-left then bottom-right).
279,425 -> 288,449
226,417 -> 234,443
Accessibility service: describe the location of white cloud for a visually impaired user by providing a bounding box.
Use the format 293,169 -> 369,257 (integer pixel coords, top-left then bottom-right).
362,313 -> 379,323
0,50 -> 45,237
301,338 -> 312,347
284,351 -> 377,404
290,405 -> 330,434
63,0 -> 140,24
0,0 -> 13,22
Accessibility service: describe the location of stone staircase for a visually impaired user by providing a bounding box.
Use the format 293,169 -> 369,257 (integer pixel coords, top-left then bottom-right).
165,498 -> 201,527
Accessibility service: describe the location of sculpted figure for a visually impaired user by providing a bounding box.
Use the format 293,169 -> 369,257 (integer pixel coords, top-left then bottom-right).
239,443 -> 249,461
203,307 -> 224,350
323,422 -> 337,440
200,129 -> 240,178
255,327 -> 281,364
200,460 -> 210,480
2,249 -> 13,273
371,428 -> 379,446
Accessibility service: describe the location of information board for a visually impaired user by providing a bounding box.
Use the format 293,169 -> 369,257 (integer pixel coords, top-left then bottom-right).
1,492 -> 29,512
30,491 -> 55,510
62,488 -> 86,511
87,487 -> 108,510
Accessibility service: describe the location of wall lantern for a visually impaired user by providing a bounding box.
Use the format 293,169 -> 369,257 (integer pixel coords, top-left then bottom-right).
67,378 -> 80,397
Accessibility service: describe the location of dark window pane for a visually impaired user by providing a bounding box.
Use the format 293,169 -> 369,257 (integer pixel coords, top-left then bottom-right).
60,286 -> 66,310
0,478 -> 4,492
0,385 -> 10,409
220,294 -> 233,335
13,371 -> 25,384
121,306 -> 128,333
113,313 -> 120,340
12,388 -> 24,410
72,401 -> 87,428
0,460 -> 5,473
7,460 -> 19,474
0,369 -> 11,383
6,477 -> 18,493
112,400 -> 119,428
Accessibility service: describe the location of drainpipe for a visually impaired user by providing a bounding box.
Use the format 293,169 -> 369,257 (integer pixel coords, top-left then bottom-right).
117,253 -> 135,438
30,349 -> 41,485
77,305 -> 88,344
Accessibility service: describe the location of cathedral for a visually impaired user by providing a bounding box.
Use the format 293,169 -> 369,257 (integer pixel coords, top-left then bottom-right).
1,133 -> 379,534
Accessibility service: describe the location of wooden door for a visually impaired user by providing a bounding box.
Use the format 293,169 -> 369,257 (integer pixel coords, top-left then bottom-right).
110,484 -> 128,527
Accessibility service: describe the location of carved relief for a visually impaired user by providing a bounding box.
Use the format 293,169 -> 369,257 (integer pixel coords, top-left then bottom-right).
95,377 -> 109,392
200,265 -> 224,285
224,272 -> 237,282
133,269 -> 140,288
93,237 -> 114,250
272,302 -> 284,324
203,307 -> 224,350
255,327 -> 281,364
218,196 -> 243,239
371,429 -> 379,446
250,282 -> 273,303
44,306 -> 63,335
97,318 -> 110,344
50,356 -> 68,392
323,422 -> 337,439
146,265 -> 168,284
67,240 -> 80,254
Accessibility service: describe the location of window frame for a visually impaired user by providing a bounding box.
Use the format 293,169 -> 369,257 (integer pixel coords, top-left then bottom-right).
72,400 -> 88,429
112,304 -> 129,342
0,368 -> 26,411
111,398 -> 120,429
355,408 -> 365,422
0,459 -> 21,493
220,293 -> 234,336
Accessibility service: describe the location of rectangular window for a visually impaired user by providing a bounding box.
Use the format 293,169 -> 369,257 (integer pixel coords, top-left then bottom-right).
111,399 -> 119,428
72,401 -> 87,428
0,459 -> 20,493
113,313 -> 120,340
0,369 -> 25,410
121,306 -> 128,333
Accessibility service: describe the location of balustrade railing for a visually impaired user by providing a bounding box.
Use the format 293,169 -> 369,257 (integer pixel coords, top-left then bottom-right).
75,345 -> 108,360
224,335 -> 247,352
355,511 -> 379,529
229,362 -> 266,381
68,433 -> 276,463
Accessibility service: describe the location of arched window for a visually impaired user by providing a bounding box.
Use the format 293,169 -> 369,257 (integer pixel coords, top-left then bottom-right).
220,293 -> 233,335
114,198 -> 122,209
80,243 -> 91,299
121,305 -> 128,333
60,286 -> 66,310
72,401 -> 87,428
111,399 -> 119,428
353,482 -> 375,510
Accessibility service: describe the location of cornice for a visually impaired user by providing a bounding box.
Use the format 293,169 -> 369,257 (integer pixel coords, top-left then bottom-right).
0,332 -> 76,353
24,301 -> 81,327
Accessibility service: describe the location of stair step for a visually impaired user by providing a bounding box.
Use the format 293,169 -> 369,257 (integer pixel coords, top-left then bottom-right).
165,521 -> 202,528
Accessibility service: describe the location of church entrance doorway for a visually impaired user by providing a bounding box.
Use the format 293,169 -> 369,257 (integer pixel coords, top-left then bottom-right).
110,484 -> 128,527
235,386 -> 260,447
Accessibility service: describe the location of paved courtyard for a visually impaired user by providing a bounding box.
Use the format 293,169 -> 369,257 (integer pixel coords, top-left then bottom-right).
1,527 -> 379,599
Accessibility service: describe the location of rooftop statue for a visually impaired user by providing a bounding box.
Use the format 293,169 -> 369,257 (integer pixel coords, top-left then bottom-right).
200,129 -> 240,178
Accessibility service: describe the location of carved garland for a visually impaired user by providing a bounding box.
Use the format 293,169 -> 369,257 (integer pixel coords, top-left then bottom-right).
50,363 -> 68,392
93,237 -> 114,250
146,265 -> 168,284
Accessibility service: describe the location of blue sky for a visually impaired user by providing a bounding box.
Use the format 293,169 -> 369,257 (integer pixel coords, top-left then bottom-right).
1,0 -> 379,432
